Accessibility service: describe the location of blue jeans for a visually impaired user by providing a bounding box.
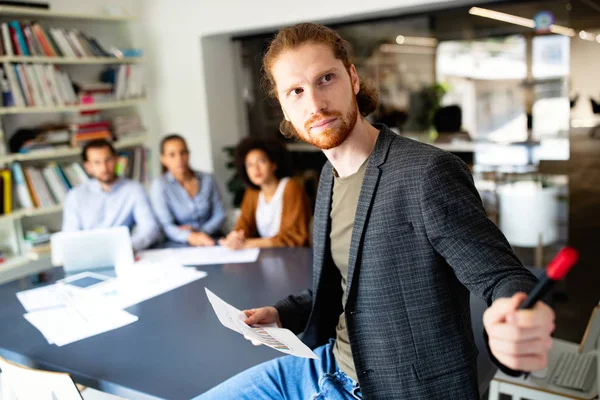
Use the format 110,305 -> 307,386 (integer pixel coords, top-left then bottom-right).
195,339 -> 362,400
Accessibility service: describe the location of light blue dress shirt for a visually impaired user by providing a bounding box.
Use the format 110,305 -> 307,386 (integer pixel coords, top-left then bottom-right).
150,170 -> 226,243
62,178 -> 161,251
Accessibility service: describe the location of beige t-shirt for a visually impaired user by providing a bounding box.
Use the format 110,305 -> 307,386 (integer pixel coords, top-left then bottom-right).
330,157 -> 369,382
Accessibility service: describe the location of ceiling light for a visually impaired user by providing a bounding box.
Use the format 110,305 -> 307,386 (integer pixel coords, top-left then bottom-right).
549,25 -> 575,37
469,6 -> 575,37
579,30 -> 596,41
469,6 -> 534,28
597,34 -> 600,43
395,35 -> 437,47
380,44 -> 436,54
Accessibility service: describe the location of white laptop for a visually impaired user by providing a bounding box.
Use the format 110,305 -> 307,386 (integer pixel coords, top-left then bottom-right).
50,227 -> 135,274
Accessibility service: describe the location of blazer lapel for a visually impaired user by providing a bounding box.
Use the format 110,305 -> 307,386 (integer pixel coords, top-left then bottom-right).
312,164 -> 334,290
344,127 -> 396,307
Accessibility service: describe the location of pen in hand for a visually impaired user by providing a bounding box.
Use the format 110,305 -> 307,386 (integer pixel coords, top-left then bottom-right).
519,247 -> 579,380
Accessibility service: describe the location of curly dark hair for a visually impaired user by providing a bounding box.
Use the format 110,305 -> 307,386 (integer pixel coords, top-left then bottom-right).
234,136 -> 293,190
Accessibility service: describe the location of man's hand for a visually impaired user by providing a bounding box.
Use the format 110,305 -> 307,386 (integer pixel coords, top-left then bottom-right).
179,225 -> 193,231
187,232 -> 215,247
484,292 -> 555,372
242,306 -> 282,346
219,230 -> 246,250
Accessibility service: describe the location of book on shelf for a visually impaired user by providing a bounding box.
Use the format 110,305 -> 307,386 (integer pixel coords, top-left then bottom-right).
112,113 -> 145,137
115,147 -> 150,183
3,113 -> 146,157
16,161 -> 87,209
0,2 -> 50,9
0,167 -> 12,214
0,20 -> 116,59
12,125 -> 70,153
0,62 -> 144,108
8,151 -> 149,213
0,62 -> 76,107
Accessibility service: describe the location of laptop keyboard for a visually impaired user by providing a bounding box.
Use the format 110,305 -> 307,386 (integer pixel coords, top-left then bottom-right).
549,352 -> 597,392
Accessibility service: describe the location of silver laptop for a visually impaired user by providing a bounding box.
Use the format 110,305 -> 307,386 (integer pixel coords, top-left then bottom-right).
51,227 -> 134,274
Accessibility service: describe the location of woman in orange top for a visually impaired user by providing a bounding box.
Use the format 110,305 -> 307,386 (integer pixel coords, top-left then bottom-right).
219,137 -> 311,249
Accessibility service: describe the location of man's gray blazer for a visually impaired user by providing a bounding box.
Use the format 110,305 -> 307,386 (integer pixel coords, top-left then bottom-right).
275,125 -> 538,399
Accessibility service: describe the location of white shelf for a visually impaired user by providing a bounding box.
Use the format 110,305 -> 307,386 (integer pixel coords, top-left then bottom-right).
0,210 -> 20,223
0,204 -> 63,224
0,254 -> 52,285
21,204 -> 63,218
0,255 -> 29,270
114,134 -> 149,149
0,134 -> 149,164
0,98 -> 145,115
0,56 -> 142,64
0,6 -> 134,22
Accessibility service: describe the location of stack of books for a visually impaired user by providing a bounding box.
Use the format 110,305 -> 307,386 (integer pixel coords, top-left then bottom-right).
24,225 -> 51,260
69,120 -> 112,146
112,113 -> 145,137
16,125 -> 71,153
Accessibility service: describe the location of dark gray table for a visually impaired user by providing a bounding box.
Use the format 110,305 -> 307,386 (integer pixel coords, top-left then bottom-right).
0,246 -> 537,399
0,248 -> 312,400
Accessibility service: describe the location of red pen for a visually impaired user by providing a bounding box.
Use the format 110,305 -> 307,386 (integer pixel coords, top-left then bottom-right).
518,247 -> 579,310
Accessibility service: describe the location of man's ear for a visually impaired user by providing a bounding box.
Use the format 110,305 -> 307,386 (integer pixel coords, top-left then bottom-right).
349,64 -> 360,95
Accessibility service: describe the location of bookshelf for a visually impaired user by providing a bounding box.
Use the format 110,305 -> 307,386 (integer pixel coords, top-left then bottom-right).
0,131 -> 147,165
0,56 -> 142,64
0,6 -> 148,283
0,98 -> 146,115
0,254 -> 52,285
0,6 -> 135,22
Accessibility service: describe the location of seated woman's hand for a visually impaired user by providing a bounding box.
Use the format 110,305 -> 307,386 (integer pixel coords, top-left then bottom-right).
187,231 -> 216,247
219,230 -> 246,250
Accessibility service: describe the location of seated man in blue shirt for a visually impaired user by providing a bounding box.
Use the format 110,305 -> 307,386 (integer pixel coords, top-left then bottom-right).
62,139 -> 161,251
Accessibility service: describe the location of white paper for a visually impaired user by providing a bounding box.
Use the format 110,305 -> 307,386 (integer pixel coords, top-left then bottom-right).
23,296 -> 139,347
205,288 -> 318,359
17,265 -> 207,312
0,357 -> 81,400
138,247 -> 260,266
16,285 -> 66,313
18,265 -> 207,347
102,263 -> 207,309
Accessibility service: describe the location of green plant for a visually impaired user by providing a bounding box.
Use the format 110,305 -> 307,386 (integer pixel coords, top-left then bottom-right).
223,146 -> 245,207
405,82 -> 448,133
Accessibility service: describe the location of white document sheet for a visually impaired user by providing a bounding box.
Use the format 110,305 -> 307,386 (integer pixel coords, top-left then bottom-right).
205,288 -> 318,359
16,285 -> 66,313
23,294 -> 139,347
138,247 -> 260,266
101,263 -> 207,309
0,357 -> 82,400
17,264 -> 207,313
17,264 -> 206,347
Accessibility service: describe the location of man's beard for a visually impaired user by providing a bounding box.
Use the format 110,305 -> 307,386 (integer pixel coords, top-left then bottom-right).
285,99 -> 359,150
96,174 -> 117,185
